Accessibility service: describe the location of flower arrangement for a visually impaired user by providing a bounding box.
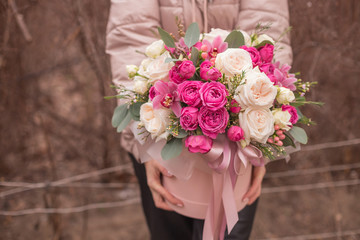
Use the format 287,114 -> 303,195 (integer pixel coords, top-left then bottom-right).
108,23 -> 322,162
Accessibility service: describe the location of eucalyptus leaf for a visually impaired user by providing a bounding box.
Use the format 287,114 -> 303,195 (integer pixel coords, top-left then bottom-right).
282,133 -> 296,147
184,23 -> 200,48
295,107 -> 303,119
289,126 -> 308,144
190,47 -> 199,66
224,31 -> 245,48
116,111 -> 132,133
165,57 -> 181,63
161,138 -> 183,160
129,102 -> 143,121
174,129 -> 188,139
158,27 -> 175,48
254,40 -> 274,48
111,104 -> 128,128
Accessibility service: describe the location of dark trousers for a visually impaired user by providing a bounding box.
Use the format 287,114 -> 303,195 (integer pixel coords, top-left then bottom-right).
130,154 -> 258,240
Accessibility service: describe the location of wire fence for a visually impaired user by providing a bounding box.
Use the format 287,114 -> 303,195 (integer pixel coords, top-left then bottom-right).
258,229 -> 360,240
0,138 -> 359,240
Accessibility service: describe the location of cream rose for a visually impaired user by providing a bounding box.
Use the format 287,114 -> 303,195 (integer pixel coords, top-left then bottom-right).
239,107 -> 275,144
276,87 -> 295,104
234,70 -> 277,109
203,28 -> 230,42
140,103 -> 171,140
145,40 -> 165,59
147,52 -> 174,83
133,76 -> 148,94
215,49 -> 253,78
272,108 -> 292,131
126,65 -> 138,78
252,34 -> 275,46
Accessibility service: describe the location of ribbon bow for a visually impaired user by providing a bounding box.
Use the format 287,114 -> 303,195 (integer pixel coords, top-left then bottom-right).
203,137 -> 265,240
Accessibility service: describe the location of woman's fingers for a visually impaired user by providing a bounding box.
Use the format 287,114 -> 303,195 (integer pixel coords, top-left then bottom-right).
145,160 -> 184,211
149,178 -> 184,207
151,191 -> 174,211
242,178 -> 260,204
242,165 -> 266,205
247,187 -> 261,205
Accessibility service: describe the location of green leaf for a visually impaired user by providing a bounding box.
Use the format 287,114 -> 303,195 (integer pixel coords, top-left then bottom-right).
165,57 -> 181,63
224,31 -> 245,48
116,111 -> 132,133
174,129 -> 188,139
161,138 -> 183,160
158,27 -> 175,48
184,23 -> 200,48
129,102 -> 143,121
111,105 -> 128,128
190,47 -> 199,66
289,126 -> 308,144
254,40 -> 274,48
295,107 -> 303,119
282,133 -> 296,147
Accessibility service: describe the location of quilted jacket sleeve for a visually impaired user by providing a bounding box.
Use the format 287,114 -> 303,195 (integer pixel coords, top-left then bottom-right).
106,0 -> 161,159
237,0 -> 292,65
106,0 -> 161,89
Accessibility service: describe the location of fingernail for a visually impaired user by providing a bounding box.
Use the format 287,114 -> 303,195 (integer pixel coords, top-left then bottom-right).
242,198 -> 249,203
176,203 -> 184,207
165,171 -> 173,177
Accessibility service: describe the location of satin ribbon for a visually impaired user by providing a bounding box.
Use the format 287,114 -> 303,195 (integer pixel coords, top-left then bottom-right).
202,138 -> 265,240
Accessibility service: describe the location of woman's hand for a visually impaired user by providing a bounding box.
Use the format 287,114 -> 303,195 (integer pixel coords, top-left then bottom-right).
242,165 -> 266,205
145,160 -> 184,211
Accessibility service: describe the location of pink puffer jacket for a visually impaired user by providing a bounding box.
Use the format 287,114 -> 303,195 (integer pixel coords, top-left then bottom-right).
106,0 -> 292,160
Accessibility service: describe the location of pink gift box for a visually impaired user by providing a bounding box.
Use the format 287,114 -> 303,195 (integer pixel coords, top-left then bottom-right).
163,162 -> 252,219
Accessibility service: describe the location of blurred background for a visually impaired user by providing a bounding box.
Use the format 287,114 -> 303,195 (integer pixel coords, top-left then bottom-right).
0,0 -> 359,239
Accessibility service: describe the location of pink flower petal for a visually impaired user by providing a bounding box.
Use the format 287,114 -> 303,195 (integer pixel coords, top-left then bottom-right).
171,102 -> 182,117
154,80 -> 168,94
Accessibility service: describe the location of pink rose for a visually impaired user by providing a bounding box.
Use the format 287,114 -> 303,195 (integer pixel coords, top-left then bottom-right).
200,67 -> 222,81
200,60 -> 213,68
259,63 -> 277,85
185,135 -> 213,154
227,126 -> 245,142
198,106 -> 229,139
240,46 -> 261,67
259,63 -> 275,75
180,107 -> 199,131
258,44 -> 274,63
149,86 -> 159,101
281,105 -> 299,124
178,81 -> 203,107
178,60 -> 196,79
229,99 -> 241,113
199,82 -> 229,110
169,63 -> 186,84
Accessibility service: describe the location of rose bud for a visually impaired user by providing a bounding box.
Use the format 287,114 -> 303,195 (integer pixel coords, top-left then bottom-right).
227,126 -> 245,142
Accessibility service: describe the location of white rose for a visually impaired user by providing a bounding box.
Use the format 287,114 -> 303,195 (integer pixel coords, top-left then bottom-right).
276,87 -> 295,104
145,40 -> 165,59
239,30 -> 252,46
140,103 -> 171,140
146,52 -> 174,83
203,28 -> 230,42
126,65 -> 138,78
234,70 -> 277,109
133,76 -> 148,94
239,107 -> 275,144
272,108 -> 292,131
215,49 -> 253,78
252,34 -> 275,46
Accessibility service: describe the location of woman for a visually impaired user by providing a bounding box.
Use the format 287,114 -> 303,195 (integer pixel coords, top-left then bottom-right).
106,0 -> 292,239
